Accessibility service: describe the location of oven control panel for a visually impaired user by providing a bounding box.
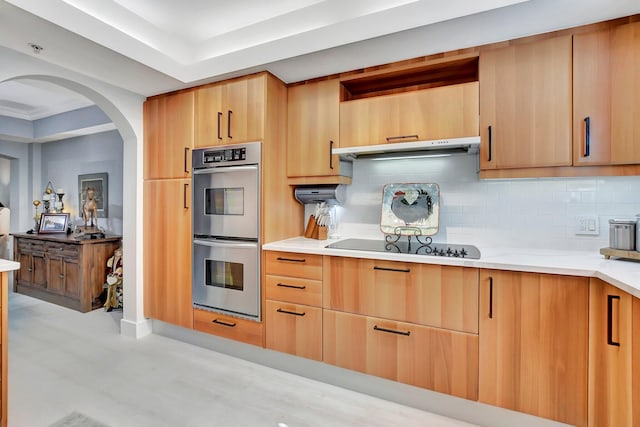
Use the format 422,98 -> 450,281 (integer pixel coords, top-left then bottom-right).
193,142 -> 261,169
203,147 -> 246,164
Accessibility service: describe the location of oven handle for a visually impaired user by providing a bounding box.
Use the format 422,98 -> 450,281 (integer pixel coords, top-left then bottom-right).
193,238 -> 258,249
193,165 -> 258,175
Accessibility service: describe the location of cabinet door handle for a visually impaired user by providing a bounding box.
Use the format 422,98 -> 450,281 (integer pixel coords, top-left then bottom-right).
227,110 -> 233,139
183,183 -> 189,209
607,294 -> 621,347
27,268 -> 33,272
277,308 -> 306,317
373,266 -> 410,273
373,325 -> 411,336
385,135 -> 419,143
584,117 -> 590,157
488,125 -> 493,162
488,276 -> 494,319
276,257 -> 306,263
217,112 -> 223,140
59,274 -> 65,279
329,140 -> 334,170
212,318 -> 236,327
184,147 -> 190,173
277,283 -> 306,290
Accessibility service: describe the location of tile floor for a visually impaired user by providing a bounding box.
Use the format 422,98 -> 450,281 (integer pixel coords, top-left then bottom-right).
7,291 -> 478,427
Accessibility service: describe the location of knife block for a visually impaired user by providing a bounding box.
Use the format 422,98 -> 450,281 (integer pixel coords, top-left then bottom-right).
304,215 -> 327,240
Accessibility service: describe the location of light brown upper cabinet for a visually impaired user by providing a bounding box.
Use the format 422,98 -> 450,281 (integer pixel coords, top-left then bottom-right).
479,35 -> 572,170
143,90 -> 194,179
287,79 -> 350,184
340,81 -> 479,148
195,74 -> 265,147
573,21 -> 640,166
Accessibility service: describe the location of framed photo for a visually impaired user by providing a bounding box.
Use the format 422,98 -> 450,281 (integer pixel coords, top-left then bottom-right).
38,213 -> 70,234
78,173 -> 108,218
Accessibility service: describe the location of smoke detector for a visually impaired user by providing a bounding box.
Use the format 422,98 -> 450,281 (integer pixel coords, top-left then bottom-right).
28,43 -> 44,54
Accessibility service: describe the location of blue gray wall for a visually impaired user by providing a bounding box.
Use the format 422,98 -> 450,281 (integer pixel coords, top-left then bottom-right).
40,129 -> 123,234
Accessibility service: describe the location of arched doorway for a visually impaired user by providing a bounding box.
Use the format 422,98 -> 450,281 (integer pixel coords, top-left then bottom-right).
0,71 -> 150,338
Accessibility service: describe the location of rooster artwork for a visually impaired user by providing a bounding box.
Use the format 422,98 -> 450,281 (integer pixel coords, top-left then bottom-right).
380,183 -> 440,235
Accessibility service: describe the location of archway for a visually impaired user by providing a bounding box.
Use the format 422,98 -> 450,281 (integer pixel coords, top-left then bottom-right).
0,73 -> 150,338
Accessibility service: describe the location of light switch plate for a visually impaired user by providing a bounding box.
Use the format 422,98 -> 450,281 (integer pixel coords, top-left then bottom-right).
576,215 -> 599,235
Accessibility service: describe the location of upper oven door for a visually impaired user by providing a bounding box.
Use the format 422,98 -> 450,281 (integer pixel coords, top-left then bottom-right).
193,165 -> 259,239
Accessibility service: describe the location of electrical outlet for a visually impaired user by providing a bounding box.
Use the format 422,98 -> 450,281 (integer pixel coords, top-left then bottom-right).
576,215 -> 599,235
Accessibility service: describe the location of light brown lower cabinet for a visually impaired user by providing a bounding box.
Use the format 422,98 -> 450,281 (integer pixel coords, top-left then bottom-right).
479,270 -> 589,427
265,300 -> 322,360
193,308 -> 263,347
323,309 -> 479,400
588,278 -> 640,427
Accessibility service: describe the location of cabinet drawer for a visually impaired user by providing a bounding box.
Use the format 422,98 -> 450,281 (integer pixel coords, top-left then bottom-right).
265,300 -> 322,361
323,309 -> 478,400
265,251 -> 322,280
17,239 -> 45,253
193,309 -> 263,347
340,82 -> 479,148
265,275 -> 322,307
324,257 -> 478,333
45,242 -> 79,258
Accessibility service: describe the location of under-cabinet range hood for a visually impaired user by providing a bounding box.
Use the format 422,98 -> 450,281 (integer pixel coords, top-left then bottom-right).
332,136 -> 480,160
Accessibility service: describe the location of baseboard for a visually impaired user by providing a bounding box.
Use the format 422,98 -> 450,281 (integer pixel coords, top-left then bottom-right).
151,319 -> 571,427
119,317 -> 152,338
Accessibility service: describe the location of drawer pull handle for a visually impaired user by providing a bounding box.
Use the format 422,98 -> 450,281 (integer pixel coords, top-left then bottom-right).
584,117 -> 590,157
59,274 -> 65,279
373,266 -> 410,273
489,276 -> 494,319
212,318 -> 237,328
277,308 -> 306,317
276,257 -> 306,263
607,294 -> 620,347
277,283 -> 306,290
183,183 -> 189,209
386,135 -> 418,143
373,325 -> 410,336
329,140 -> 334,170
27,268 -> 33,272
488,125 -> 493,162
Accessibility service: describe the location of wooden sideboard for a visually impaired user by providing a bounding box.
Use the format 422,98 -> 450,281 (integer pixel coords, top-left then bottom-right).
12,233 -> 121,312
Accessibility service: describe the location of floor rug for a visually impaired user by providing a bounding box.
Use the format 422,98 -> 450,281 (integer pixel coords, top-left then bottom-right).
48,411 -> 110,427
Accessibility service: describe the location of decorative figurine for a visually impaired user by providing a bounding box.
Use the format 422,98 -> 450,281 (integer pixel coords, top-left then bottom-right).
104,247 -> 123,311
82,187 -> 98,228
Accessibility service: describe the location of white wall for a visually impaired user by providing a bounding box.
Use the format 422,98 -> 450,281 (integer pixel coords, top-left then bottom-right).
333,154 -> 640,251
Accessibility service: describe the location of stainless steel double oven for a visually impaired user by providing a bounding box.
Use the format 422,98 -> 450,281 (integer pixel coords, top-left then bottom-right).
192,142 -> 261,320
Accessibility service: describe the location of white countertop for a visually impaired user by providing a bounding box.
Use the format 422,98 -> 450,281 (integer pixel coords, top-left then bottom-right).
263,237 -> 640,299
0,258 -> 20,273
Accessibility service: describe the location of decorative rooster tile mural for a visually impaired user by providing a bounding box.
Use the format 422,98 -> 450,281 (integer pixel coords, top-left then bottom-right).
380,183 -> 440,236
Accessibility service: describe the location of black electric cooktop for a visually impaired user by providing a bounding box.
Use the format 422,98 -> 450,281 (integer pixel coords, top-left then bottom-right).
326,238 -> 481,259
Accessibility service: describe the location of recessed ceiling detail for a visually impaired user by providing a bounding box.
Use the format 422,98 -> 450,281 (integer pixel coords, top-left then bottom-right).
6,0 -> 531,83
0,79 -> 93,120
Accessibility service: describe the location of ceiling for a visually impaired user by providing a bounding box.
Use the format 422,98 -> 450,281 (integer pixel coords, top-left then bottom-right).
0,0 -> 640,138
0,79 -> 92,120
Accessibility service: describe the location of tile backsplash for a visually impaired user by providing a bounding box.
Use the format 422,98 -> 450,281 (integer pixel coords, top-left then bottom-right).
327,154 -> 640,251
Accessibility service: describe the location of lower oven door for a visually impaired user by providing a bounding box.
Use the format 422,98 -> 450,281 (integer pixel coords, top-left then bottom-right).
192,238 -> 260,320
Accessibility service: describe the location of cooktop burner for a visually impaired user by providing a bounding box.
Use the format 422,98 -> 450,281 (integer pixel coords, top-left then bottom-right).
326,238 -> 481,259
